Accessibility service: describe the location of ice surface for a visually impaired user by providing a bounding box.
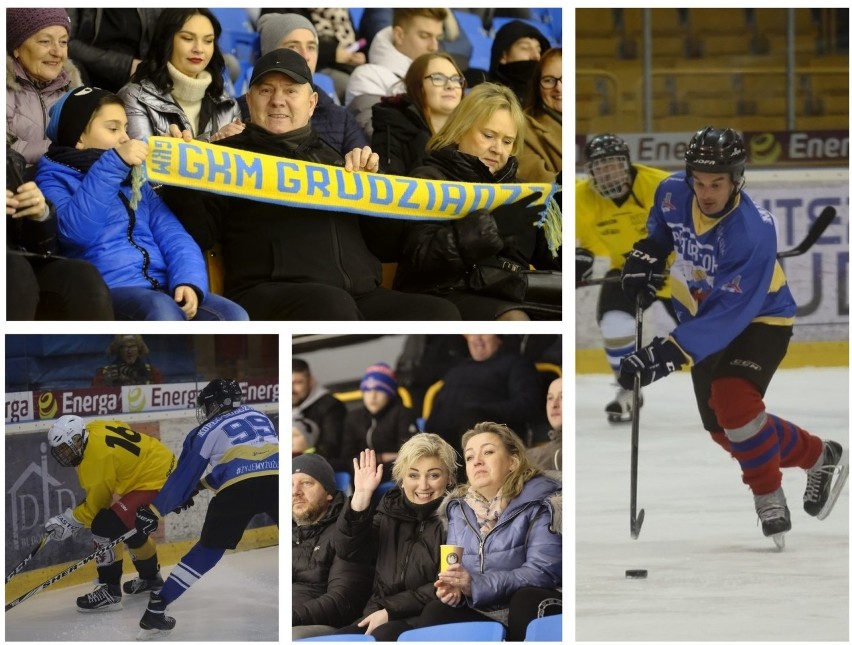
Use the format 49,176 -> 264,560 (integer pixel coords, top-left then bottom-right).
5,546 -> 278,642
576,368 -> 849,641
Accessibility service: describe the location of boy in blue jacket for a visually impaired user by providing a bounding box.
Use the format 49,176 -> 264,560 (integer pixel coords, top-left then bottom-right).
36,86 -> 248,321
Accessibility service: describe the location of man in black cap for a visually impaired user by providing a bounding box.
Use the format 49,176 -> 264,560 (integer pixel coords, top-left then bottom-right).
163,48 -> 461,321
292,453 -> 373,638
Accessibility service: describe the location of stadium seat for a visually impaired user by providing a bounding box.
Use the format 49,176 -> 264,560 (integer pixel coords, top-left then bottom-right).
205,244 -> 225,295
535,362 -> 562,378
297,635 -> 375,642
397,386 -> 413,409
210,8 -> 254,33
420,380 -> 445,420
398,621 -> 506,642
524,614 -> 562,641
335,471 -> 353,495
454,11 -> 492,71
313,72 -> 337,101
349,8 -> 365,33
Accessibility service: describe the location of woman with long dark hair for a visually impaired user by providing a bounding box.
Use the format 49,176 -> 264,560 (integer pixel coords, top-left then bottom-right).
117,9 -> 240,141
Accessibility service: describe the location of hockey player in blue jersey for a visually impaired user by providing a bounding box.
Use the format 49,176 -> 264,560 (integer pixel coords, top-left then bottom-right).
617,126 -> 847,545
133,378 -> 279,639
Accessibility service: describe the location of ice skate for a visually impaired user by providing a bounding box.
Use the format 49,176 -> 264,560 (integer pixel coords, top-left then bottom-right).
754,487 -> 791,549
804,440 -> 849,520
76,582 -> 122,612
123,572 -> 164,595
137,592 -> 176,641
606,386 -> 642,423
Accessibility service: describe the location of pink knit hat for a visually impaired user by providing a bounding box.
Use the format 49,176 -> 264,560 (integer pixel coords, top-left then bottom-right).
7,8 -> 71,53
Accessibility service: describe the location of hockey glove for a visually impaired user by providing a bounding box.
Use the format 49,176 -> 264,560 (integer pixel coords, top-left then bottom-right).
174,487 -> 200,514
618,337 -> 687,390
621,237 -> 669,308
576,247 -> 595,286
44,508 -> 83,541
135,506 -> 159,536
491,192 -> 543,238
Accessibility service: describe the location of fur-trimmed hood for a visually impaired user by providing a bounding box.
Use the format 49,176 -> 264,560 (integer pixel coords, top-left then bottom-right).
6,54 -> 82,93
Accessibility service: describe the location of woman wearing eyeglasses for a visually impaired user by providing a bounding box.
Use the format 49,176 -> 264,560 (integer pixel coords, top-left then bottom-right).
393,82 -> 560,321
518,48 -> 562,184
371,52 -> 465,177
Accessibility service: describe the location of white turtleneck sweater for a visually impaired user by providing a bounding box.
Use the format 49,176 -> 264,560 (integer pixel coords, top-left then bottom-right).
166,61 -> 212,136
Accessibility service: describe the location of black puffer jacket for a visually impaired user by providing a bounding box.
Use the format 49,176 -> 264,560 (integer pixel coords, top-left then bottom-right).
161,123 -> 382,299
293,491 -> 375,627
394,147 -> 542,295
335,487 -> 446,621
340,397 -> 418,465
370,95 -> 432,177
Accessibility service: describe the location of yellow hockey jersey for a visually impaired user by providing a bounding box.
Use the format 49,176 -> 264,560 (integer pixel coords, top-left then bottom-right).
71,420 -> 176,526
576,163 -> 672,271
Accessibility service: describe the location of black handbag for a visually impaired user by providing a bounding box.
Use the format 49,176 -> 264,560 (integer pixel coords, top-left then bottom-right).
468,258 -> 562,305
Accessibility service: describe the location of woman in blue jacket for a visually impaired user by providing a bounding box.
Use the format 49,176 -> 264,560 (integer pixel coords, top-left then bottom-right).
36,86 -> 248,320
402,421 -> 562,641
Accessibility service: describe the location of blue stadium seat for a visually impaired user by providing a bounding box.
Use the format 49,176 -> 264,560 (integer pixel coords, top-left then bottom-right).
398,621 -> 506,642
312,72 -> 338,101
335,471 -> 353,495
453,11 -> 492,71
219,29 -> 260,66
210,8 -> 254,33
297,635 -> 375,642
524,614 -> 562,641
349,8 -> 365,32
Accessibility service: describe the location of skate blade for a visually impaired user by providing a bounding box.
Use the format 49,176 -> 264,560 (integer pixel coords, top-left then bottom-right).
607,413 -> 632,424
76,603 -> 123,613
136,627 -> 172,641
771,533 -> 787,551
817,453 -> 849,520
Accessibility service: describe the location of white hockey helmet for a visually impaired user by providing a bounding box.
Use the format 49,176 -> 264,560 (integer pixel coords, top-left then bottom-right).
47,415 -> 88,467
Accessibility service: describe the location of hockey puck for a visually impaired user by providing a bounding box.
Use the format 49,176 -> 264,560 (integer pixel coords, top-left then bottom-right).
625,569 -> 648,578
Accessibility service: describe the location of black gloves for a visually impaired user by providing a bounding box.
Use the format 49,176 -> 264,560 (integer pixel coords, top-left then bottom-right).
135,506 -> 159,536
576,248 -> 595,286
491,192 -> 543,238
618,337 -> 687,389
621,238 -> 668,308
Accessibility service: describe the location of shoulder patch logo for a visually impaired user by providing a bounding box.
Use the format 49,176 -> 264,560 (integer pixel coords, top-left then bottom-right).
721,275 -> 743,294
662,192 -> 676,213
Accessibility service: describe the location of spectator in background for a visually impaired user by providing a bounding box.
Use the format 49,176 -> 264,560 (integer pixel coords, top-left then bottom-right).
469,20 -> 550,102
36,86 -> 249,322
93,335 -> 163,386
393,83 -> 560,321
118,9 -> 241,142
425,335 -> 546,452
345,8 -> 448,136
518,48 -> 561,184
371,52 -> 464,176
247,13 -> 368,154
7,8 -> 80,168
292,453 -> 375,639
7,140 -> 113,321
67,9 -> 161,94
405,422 -> 561,641
395,335 -> 469,416
334,438 -> 458,640
261,8 -> 366,104
341,363 -> 418,475
292,358 -> 348,461
293,415 -> 321,457
526,377 -> 562,471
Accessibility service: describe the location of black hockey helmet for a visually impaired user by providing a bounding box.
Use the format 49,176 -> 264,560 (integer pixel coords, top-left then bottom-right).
196,378 -> 243,423
684,126 -> 746,187
584,133 -> 631,165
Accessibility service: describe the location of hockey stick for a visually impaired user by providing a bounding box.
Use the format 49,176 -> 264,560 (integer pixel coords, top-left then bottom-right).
578,205 -> 838,287
629,301 -> 646,540
5,534 -> 50,583
5,528 -> 136,612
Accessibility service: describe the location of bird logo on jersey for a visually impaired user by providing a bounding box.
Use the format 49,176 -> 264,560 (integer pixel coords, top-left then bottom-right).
721,275 -> 744,294
688,268 -> 712,304
661,192 -> 677,213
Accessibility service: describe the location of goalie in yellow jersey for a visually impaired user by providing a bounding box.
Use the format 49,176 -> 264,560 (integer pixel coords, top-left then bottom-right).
45,415 -> 176,613
575,134 -> 677,422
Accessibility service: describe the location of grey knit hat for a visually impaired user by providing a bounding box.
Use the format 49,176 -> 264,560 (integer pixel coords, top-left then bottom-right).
293,453 -> 336,493
7,8 -> 71,54
257,13 -> 318,57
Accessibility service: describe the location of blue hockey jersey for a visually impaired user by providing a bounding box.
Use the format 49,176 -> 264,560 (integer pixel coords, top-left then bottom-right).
647,172 -> 796,364
152,405 -> 278,516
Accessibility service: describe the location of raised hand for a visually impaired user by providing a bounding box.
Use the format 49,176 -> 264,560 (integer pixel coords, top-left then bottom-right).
350,449 -> 384,512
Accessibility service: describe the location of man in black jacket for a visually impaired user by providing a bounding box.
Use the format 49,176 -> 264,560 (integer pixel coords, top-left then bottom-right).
162,48 -> 460,321
293,453 -> 374,638
292,358 -> 347,464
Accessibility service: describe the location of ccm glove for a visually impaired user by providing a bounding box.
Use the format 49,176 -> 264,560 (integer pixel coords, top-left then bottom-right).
135,506 -> 160,536
576,247 -> 595,286
621,237 -> 668,308
491,192 -> 543,238
44,508 -> 84,541
618,337 -> 687,390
